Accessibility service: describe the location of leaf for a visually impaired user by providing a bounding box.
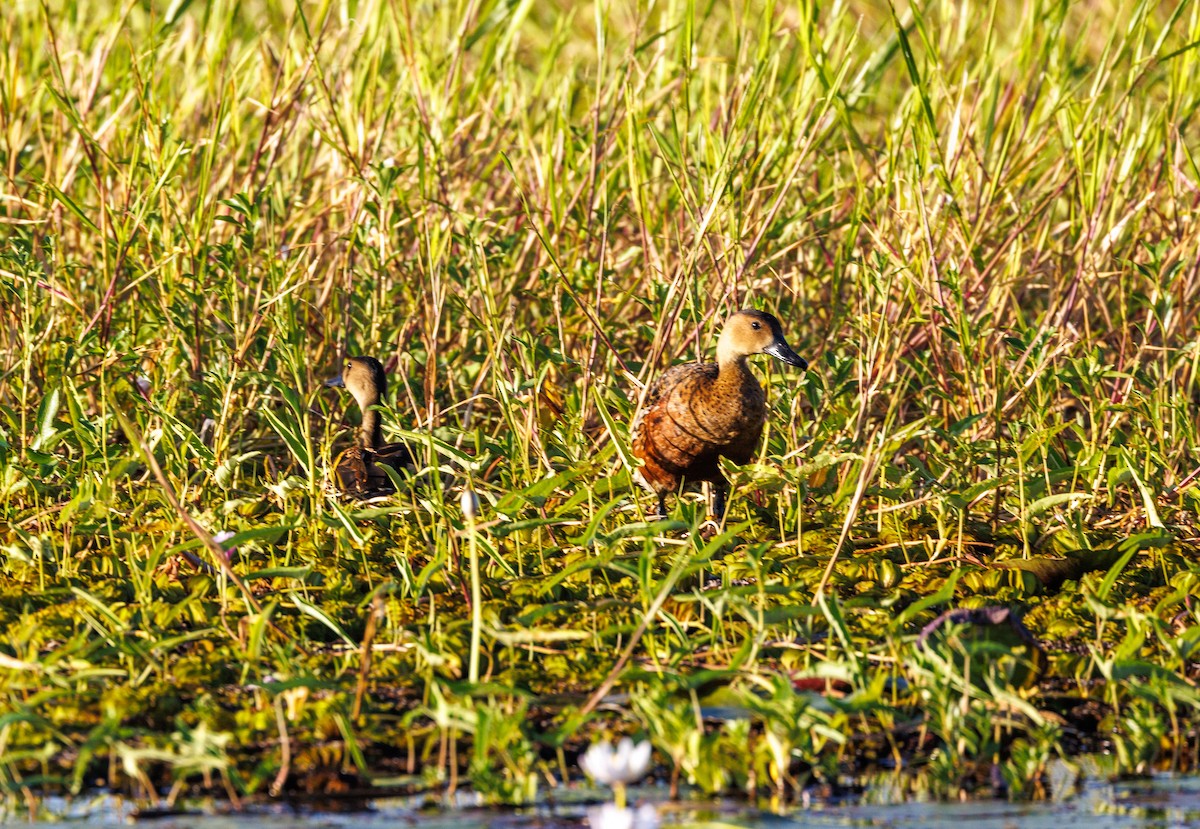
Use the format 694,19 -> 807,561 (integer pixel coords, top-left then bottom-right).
946,475 -> 1007,510
392,427 -> 477,470
487,627 -> 589,646
592,389 -> 638,473
1025,492 -> 1092,517
539,548 -> 616,596
260,398 -> 312,478
163,0 -> 198,30
890,568 -> 964,631
1121,448 -> 1163,528
32,387 -> 61,451
44,183 -> 99,233
492,516 -> 567,539
242,566 -> 313,581
575,492 -> 642,548
948,413 -> 987,436
816,591 -> 861,677
1097,531 -> 1174,600
793,451 -> 863,479
290,594 -> 356,648
246,601 -> 278,662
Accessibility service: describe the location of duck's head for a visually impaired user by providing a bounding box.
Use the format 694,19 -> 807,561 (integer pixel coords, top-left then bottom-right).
326,356 -> 388,408
717,309 -> 808,369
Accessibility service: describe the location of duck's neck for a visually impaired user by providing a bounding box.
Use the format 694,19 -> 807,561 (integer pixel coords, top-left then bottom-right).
715,332 -> 740,368
357,396 -> 384,451
714,354 -> 755,396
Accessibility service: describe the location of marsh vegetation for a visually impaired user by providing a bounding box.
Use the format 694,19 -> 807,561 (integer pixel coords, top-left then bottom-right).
2,0 -> 1200,813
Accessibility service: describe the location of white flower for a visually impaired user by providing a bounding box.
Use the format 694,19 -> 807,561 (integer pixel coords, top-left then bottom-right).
586,803 -> 659,829
460,488 -> 480,521
135,375 -> 152,395
579,738 -> 652,786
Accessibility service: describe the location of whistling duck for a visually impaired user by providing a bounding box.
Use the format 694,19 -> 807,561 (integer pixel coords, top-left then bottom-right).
325,356 -> 411,494
631,309 -> 807,519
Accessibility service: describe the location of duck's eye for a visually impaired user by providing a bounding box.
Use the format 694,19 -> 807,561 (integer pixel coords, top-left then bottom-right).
751,321 -> 761,330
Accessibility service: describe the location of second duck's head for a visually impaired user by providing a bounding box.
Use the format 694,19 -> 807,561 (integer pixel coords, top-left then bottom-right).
717,309 -> 808,369
326,356 -> 388,408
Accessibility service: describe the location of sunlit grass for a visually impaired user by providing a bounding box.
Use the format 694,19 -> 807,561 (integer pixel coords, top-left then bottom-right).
2,0 -> 1200,810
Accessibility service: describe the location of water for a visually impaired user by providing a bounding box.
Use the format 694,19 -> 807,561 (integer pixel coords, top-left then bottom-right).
7,776 -> 1200,828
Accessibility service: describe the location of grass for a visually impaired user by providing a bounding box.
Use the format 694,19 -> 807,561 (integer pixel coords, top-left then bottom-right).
2,0 -> 1200,811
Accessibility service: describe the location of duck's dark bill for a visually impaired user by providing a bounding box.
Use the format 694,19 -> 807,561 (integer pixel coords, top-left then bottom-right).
764,341 -> 808,369
324,375 -> 345,388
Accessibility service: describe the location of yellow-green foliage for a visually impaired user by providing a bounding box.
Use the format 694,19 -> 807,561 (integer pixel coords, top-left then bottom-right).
1,0 -> 1200,808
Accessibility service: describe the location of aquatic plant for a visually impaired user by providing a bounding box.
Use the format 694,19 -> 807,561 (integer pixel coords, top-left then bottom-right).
580,738 -> 653,809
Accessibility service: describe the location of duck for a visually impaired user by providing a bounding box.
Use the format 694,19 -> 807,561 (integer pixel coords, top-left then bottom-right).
630,309 -> 808,520
325,356 -> 412,494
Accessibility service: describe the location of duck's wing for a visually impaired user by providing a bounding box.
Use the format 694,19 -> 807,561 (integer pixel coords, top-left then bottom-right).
376,442 -> 413,468
333,446 -> 371,493
635,363 -> 716,424
332,444 -> 409,497
631,363 -> 720,479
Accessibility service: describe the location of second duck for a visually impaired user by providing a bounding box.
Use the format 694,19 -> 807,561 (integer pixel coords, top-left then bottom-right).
326,356 -> 412,495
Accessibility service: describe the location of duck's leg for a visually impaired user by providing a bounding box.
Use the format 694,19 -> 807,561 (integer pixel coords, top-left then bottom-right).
655,492 -> 668,519
694,480 -> 726,541
711,479 -> 728,521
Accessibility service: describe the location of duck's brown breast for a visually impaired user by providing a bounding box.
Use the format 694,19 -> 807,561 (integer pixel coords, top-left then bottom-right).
631,361 -> 766,492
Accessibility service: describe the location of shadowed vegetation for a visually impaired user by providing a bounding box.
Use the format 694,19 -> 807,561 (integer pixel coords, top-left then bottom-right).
2,0 -> 1200,812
